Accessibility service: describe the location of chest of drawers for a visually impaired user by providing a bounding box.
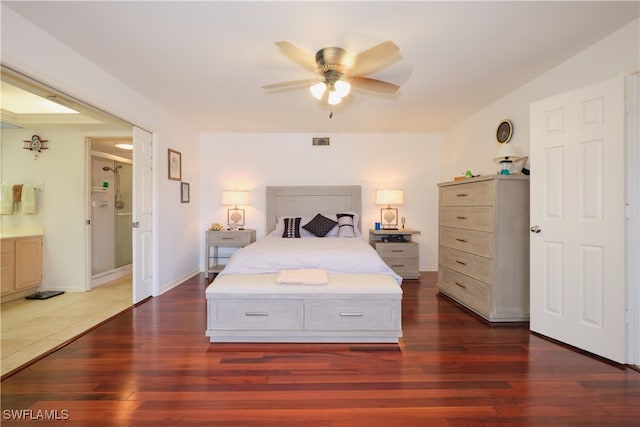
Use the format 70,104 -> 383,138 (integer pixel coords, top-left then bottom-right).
437,175 -> 529,322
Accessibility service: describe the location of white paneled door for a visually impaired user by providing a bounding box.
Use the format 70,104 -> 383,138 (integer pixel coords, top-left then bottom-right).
530,76 -> 626,363
133,127 -> 153,304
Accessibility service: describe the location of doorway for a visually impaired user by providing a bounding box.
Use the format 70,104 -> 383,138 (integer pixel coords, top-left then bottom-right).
0,68 -> 146,374
90,138 -> 133,287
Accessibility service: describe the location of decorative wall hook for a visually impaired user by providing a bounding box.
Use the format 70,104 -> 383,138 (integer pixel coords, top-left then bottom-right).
23,135 -> 49,159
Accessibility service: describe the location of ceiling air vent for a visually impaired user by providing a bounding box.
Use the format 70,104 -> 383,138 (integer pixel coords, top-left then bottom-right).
312,137 -> 330,146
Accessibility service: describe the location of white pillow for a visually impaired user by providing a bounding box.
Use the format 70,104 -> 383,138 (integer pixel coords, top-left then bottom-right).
324,212 -> 361,237
336,214 -> 356,238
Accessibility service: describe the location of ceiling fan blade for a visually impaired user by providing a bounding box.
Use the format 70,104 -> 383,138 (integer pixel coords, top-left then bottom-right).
350,76 -> 400,94
274,41 -> 317,73
349,41 -> 400,75
262,77 -> 318,90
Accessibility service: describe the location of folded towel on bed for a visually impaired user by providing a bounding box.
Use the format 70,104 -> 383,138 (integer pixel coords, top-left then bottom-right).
276,268 -> 328,285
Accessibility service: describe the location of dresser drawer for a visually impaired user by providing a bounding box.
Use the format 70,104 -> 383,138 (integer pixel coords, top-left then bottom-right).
439,180 -> 493,206
373,241 -> 418,258
439,246 -> 492,284
440,206 -> 493,232
382,257 -> 419,277
306,299 -> 401,331
209,299 -> 303,330
440,227 -> 492,258
438,267 -> 490,315
208,231 -> 254,245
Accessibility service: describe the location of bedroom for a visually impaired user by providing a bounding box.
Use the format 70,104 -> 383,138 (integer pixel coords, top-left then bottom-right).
1,0 -> 639,368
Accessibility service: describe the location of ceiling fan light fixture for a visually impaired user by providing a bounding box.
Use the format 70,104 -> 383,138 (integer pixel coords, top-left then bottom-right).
265,40 -> 401,110
334,80 -> 351,98
327,90 -> 342,105
310,82 -> 326,100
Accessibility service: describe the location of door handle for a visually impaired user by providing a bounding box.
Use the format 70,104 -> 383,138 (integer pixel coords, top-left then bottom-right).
530,225 -> 542,233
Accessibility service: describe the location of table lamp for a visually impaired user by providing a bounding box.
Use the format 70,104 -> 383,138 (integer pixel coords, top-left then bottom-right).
375,189 -> 404,230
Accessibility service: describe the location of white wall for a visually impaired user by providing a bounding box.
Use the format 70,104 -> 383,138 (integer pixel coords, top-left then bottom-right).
1,5 -> 202,294
441,19 -> 640,180
200,133 -> 441,271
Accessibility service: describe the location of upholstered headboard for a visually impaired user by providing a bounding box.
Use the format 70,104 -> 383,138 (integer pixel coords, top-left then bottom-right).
266,185 -> 362,234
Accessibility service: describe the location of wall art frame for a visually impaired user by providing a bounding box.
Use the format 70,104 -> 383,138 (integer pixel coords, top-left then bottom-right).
168,149 -> 182,180
181,182 -> 190,203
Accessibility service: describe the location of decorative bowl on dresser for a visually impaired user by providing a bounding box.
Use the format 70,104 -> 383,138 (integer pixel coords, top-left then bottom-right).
437,175 -> 530,322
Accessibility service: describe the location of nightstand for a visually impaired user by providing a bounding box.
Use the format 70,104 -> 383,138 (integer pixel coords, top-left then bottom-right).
205,229 -> 256,277
369,229 -> 421,279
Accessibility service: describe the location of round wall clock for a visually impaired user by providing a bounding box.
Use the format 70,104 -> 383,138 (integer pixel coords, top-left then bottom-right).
496,120 -> 513,144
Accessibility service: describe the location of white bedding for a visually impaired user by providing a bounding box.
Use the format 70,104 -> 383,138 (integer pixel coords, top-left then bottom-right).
218,235 -> 403,285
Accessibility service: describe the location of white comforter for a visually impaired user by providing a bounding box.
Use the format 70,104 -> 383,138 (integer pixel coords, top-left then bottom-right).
218,235 -> 402,285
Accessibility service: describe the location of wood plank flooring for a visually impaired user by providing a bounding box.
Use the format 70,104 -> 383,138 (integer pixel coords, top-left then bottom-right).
1,272 -> 638,426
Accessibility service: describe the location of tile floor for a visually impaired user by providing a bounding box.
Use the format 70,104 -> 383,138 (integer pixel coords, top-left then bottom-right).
1,276 -> 132,376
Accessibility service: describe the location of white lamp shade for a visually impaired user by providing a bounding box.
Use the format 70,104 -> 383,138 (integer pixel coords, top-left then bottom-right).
494,144 -> 523,163
327,90 -> 342,105
309,82 -> 326,100
222,190 -> 250,206
375,189 -> 404,206
334,80 -> 351,98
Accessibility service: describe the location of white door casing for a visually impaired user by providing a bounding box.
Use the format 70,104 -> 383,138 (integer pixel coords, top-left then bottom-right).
530,76 -> 626,363
133,127 -> 153,304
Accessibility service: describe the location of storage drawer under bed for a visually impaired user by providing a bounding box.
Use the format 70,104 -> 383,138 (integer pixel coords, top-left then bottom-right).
208,299 -> 304,330
305,299 -> 401,331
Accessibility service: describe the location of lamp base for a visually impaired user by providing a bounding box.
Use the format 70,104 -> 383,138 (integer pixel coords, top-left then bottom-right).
380,207 -> 399,230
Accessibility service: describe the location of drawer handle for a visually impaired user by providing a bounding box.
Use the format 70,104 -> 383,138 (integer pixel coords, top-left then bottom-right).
456,216 -> 468,220
391,249 -> 405,253
391,264 -> 405,268
221,237 -> 235,240
455,260 -> 467,266
454,281 -> 467,289
340,312 -> 364,317
456,193 -> 468,197
245,312 -> 269,317
455,238 -> 467,243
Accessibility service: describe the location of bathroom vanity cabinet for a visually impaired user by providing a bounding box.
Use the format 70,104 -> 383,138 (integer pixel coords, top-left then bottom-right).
1,235 -> 43,301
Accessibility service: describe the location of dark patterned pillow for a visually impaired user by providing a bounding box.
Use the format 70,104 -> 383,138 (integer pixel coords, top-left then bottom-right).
302,213 -> 338,237
282,217 -> 301,238
336,213 -> 356,238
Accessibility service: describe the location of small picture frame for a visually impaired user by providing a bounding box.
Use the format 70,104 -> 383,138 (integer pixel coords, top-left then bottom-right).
168,149 -> 182,180
180,182 -> 190,203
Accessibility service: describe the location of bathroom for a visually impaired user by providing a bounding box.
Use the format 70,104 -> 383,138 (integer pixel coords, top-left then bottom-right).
90,138 -> 133,286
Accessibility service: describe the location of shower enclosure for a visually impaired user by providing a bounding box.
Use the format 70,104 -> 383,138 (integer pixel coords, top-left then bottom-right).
91,156 -> 132,277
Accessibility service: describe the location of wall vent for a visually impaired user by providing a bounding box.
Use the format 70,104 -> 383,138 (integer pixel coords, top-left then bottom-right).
312,137 -> 330,146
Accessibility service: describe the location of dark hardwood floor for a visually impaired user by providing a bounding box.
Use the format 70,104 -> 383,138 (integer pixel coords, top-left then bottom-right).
2,272 -> 638,426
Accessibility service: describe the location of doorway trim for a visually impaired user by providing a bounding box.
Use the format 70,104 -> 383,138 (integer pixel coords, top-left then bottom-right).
625,73 -> 640,366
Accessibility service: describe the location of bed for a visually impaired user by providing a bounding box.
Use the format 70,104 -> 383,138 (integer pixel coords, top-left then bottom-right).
205,185 -> 403,343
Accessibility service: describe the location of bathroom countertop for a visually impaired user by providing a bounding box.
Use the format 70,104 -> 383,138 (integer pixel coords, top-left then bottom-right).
0,226 -> 44,239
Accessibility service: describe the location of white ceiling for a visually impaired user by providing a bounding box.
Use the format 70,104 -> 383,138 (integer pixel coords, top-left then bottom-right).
4,1 -> 639,133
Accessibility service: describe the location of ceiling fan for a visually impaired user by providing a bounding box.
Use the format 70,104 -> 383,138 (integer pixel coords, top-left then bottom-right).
262,41 -> 401,106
